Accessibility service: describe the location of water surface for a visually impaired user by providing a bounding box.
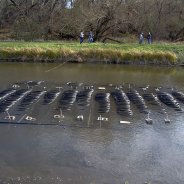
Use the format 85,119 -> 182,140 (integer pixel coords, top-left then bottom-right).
0,63 -> 184,184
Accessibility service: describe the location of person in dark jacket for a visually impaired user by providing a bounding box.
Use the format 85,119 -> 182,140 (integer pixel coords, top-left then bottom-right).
88,31 -> 94,43
147,32 -> 152,44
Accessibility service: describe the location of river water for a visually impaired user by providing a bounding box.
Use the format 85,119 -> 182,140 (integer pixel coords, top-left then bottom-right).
0,63 -> 184,184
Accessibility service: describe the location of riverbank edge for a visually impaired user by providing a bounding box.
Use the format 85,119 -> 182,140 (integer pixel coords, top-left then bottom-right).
0,58 -> 182,67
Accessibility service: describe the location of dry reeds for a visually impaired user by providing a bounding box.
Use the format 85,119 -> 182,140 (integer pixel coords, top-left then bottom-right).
0,47 -> 177,65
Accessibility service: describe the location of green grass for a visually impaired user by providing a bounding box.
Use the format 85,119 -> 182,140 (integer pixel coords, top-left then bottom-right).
0,41 -> 183,65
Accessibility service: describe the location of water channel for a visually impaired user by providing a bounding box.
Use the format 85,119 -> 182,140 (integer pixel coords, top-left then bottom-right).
0,62 -> 184,184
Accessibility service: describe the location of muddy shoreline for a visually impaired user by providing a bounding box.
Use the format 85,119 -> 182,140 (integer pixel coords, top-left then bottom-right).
0,58 -> 181,66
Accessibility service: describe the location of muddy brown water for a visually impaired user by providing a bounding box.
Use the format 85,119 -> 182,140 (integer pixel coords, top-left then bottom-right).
0,63 -> 184,184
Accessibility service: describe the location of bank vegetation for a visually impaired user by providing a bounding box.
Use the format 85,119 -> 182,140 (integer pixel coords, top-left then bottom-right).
0,42 -> 183,65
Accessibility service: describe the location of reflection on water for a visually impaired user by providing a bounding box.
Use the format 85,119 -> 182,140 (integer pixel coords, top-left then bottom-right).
0,63 -> 184,184
0,63 -> 184,88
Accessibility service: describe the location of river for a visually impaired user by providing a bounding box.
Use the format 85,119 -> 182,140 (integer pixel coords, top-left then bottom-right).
0,63 -> 184,184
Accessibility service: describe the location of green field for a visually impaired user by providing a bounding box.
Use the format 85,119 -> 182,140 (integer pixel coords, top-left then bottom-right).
0,41 -> 184,65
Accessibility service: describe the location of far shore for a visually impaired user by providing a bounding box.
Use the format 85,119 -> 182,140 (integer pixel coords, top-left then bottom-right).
0,41 -> 183,66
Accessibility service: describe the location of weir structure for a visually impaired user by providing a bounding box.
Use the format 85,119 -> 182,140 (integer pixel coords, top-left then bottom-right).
0,81 -> 183,128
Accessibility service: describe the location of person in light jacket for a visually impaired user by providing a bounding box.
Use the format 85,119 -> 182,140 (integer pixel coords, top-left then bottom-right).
139,33 -> 144,44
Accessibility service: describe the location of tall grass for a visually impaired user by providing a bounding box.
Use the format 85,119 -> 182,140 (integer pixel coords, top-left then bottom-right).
0,41 -> 182,65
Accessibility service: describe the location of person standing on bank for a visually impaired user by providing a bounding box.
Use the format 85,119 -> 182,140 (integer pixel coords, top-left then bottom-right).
147,32 -> 152,44
139,33 -> 144,44
80,31 -> 84,44
88,31 -> 94,43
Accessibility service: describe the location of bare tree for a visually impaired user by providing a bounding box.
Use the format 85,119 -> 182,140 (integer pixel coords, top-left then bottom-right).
0,0 -> 183,41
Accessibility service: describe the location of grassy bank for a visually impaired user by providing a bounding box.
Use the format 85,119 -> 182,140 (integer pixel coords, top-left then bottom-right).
0,41 -> 183,65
